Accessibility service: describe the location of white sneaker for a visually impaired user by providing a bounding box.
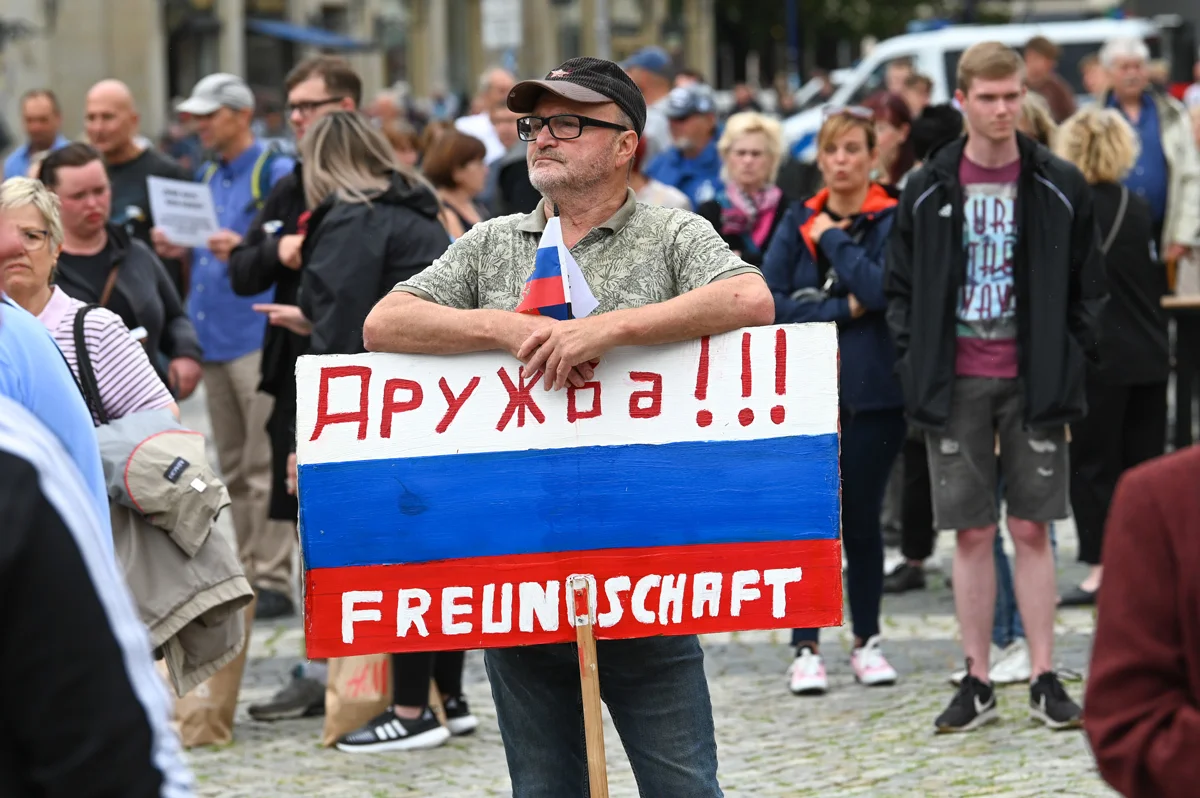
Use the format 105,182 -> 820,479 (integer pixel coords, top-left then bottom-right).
990,639 -> 1032,685
787,647 -> 828,695
950,643 -> 1002,686
851,635 -> 898,686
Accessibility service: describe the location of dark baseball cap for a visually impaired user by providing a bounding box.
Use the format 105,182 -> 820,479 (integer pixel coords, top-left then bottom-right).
663,84 -> 717,120
507,57 -> 647,136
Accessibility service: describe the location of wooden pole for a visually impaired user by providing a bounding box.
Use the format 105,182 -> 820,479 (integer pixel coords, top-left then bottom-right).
569,575 -> 609,798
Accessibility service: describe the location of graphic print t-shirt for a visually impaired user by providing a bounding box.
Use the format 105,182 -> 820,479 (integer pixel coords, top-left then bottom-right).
956,156 -> 1020,378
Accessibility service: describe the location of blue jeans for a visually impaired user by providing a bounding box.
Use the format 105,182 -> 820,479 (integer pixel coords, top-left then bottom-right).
485,635 -> 722,797
992,523 -> 1058,648
793,407 -> 906,647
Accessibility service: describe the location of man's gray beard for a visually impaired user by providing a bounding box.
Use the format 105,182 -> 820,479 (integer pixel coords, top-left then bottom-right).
528,152 -> 614,204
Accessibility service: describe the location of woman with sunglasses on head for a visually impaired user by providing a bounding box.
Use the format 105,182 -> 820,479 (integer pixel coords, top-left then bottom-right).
696,111 -> 788,266
0,177 -> 177,424
762,106 -> 905,696
283,110 -> 477,754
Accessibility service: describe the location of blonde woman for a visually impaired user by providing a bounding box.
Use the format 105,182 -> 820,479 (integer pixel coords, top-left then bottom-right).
1055,107 -> 1168,606
1018,92 -> 1057,148
696,111 -> 786,266
0,177 -> 176,424
290,111 -> 476,754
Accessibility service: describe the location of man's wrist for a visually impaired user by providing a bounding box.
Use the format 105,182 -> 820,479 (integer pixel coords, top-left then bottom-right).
598,309 -> 637,349
479,309 -> 517,351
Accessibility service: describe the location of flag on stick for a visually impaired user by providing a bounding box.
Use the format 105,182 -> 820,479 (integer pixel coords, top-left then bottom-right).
515,216 -> 599,319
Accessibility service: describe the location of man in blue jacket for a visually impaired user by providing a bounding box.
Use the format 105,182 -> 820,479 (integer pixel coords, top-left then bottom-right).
644,83 -> 723,207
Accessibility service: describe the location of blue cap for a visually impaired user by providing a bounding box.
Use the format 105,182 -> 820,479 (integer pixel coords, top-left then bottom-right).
621,46 -> 672,77
663,84 -> 716,119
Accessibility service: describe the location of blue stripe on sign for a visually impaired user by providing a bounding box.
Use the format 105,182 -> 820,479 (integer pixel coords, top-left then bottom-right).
299,433 -> 840,569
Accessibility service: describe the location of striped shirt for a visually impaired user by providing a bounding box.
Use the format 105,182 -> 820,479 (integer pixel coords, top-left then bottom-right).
38,286 -> 173,424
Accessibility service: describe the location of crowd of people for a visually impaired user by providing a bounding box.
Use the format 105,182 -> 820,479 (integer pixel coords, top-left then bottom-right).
0,29 -> 1198,798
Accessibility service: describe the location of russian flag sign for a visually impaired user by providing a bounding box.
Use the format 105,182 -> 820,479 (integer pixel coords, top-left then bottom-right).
296,323 -> 842,658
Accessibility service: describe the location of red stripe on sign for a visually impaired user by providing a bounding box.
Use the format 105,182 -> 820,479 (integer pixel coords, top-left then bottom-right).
303,539 -> 843,658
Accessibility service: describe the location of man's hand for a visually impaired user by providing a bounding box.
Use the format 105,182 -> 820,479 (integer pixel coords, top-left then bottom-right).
253,303 -> 313,336
518,316 -> 617,391
809,212 -> 850,243
286,453 -> 298,496
151,227 -> 188,260
206,229 -> 243,262
1165,243 -> 1190,263
168,357 -> 203,400
278,234 -> 304,270
848,293 -> 866,319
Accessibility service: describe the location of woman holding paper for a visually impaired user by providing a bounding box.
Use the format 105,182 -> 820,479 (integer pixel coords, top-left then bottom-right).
283,110 -> 474,753
761,107 -> 905,696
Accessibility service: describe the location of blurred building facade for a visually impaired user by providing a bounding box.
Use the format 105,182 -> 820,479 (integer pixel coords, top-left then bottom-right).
0,0 -> 715,154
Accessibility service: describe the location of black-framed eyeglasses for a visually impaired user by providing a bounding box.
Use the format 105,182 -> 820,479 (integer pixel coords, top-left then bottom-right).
286,97 -> 344,117
822,105 -> 874,122
517,114 -> 630,142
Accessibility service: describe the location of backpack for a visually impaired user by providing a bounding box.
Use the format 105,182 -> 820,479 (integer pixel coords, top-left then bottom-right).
200,146 -> 280,213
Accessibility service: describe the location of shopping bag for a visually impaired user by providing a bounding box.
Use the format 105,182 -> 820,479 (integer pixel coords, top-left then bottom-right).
321,654 -> 392,746
173,599 -> 254,747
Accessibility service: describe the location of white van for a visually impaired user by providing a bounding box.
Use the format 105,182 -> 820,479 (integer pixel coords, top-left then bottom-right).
782,17 -> 1161,161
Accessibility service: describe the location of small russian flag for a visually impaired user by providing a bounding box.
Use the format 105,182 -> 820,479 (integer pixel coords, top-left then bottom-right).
515,216 -> 599,320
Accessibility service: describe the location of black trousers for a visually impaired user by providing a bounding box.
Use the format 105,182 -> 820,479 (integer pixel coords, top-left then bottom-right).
1069,379 -> 1167,565
899,432 -> 936,562
391,651 -> 466,707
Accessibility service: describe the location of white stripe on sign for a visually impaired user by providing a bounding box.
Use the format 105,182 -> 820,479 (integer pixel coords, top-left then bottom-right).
296,323 -> 838,466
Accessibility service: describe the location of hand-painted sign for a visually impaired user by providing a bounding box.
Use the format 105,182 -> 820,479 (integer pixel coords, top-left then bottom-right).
296,323 -> 842,658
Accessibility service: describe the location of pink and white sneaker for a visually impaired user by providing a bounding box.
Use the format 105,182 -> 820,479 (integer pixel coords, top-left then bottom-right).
851,635 -> 898,686
787,647 -> 828,695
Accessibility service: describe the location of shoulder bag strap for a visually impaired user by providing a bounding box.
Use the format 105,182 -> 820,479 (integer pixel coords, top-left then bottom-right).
73,304 -> 109,426
98,261 -> 121,308
1100,186 -> 1129,256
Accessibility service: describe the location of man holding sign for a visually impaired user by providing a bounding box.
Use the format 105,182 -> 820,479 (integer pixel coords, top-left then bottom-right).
362,58 -> 774,795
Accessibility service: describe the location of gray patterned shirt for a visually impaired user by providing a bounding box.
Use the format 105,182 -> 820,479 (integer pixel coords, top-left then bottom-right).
393,188 -> 760,312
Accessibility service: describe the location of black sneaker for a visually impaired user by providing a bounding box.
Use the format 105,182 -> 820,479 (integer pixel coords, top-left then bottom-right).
442,696 -> 479,736
255,588 -> 295,620
934,661 -> 998,733
336,707 -> 450,753
1030,672 -> 1083,730
883,563 -> 926,594
248,668 -> 325,721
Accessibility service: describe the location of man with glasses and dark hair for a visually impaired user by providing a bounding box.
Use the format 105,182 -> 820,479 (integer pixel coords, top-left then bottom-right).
362,56 -> 774,797
227,55 -> 360,720
644,82 -> 723,207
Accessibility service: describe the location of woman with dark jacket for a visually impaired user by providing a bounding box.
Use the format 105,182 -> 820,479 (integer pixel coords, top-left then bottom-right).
292,111 -> 474,755
762,107 -> 905,697
1055,107 -> 1169,606
39,143 -> 203,395
696,111 -> 788,267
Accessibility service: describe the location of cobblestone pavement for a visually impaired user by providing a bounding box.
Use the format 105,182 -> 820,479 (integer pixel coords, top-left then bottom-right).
180,392 -> 1113,798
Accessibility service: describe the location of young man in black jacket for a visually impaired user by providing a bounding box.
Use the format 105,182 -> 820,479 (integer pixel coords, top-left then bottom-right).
885,41 -> 1106,733
228,55 -> 359,720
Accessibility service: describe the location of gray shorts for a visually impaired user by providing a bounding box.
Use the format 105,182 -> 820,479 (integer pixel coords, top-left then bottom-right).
925,377 -> 1069,530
